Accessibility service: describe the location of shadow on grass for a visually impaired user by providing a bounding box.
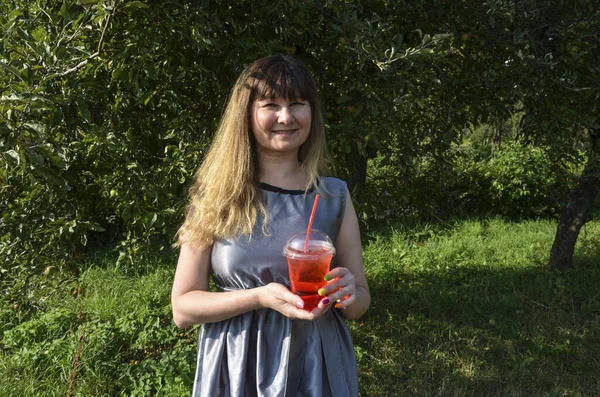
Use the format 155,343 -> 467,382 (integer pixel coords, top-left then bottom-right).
352,254 -> 600,396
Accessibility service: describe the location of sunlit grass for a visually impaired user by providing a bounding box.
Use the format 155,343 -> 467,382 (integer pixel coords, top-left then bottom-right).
352,218 -> 600,396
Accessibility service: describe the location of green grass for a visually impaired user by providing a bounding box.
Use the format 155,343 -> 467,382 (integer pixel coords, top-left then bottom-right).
1,218 -> 599,396
1,261 -> 196,397
353,218 -> 600,396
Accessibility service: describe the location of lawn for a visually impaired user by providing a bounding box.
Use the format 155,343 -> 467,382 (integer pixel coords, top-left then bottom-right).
1,218 -> 599,396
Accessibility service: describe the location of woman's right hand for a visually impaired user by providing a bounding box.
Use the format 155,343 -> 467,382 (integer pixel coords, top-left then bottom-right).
258,283 -> 328,320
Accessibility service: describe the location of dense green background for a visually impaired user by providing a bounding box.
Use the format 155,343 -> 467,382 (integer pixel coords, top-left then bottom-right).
1,0 -> 599,395
2,0 -> 598,276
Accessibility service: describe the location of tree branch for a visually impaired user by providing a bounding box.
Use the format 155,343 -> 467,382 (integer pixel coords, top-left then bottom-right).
57,0 -> 119,78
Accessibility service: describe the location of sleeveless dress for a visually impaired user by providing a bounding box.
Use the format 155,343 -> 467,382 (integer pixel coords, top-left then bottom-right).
191,177 -> 359,397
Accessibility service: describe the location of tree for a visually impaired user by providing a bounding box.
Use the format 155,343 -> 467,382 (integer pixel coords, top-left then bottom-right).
1,0 -> 454,274
1,0 -> 597,283
386,0 -> 600,268
510,1 -> 600,269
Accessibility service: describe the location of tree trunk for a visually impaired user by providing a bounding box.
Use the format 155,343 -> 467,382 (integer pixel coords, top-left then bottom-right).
492,119 -> 503,152
548,133 -> 600,269
344,146 -> 368,194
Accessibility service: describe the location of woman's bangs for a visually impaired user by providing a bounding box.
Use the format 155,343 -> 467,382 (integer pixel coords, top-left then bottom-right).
251,63 -> 314,101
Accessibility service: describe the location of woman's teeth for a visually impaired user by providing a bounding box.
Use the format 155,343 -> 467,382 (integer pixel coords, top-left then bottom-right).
272,129 -> 296,135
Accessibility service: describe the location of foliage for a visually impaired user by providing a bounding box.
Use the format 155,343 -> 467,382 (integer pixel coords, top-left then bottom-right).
0,0 -> 203,310
0,262 -> 196,397
1,0 -> 598,311
483,143 -> 574,218
363,141 -> 578,227
0,0 -> 457,298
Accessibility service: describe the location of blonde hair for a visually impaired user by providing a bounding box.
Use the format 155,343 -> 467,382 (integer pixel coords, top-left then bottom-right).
176,55 -> 330,249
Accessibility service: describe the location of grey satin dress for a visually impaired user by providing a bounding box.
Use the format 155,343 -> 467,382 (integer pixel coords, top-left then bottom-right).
191,177 -> 359,397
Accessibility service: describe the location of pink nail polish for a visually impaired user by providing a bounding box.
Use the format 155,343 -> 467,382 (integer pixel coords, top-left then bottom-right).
321,298 -> 330,305
296,300 -> 304,309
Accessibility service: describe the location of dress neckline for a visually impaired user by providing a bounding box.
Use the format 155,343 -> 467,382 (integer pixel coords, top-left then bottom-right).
260,182 -> 315,195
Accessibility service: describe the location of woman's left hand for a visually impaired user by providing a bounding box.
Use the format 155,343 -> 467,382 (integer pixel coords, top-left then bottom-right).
317,266 -> 356,310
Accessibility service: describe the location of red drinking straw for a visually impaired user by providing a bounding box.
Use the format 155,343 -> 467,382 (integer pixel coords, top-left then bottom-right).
304,194 -> 320,252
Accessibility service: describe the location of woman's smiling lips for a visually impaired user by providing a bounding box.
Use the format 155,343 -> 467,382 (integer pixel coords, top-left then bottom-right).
271,129 -> 298,135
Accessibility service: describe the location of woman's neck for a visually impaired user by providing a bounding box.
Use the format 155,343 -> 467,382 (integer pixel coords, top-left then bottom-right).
257,152 -> 307,190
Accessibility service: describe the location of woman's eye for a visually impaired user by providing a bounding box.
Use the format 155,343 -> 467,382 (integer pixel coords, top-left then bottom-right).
262,103 -> 277,108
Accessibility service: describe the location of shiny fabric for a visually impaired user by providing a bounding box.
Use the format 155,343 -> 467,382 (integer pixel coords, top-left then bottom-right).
192,177 -> 359,397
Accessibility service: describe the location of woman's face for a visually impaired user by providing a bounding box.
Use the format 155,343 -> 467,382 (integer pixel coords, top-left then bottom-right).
250,95 -> 312,157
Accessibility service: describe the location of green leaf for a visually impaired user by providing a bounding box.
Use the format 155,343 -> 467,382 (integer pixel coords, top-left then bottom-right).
75,98 -> 92,123
23,122 -> 45,135
60,3 -> 72,21
34,144 -> 67,170
8,9 -> 22,22
0,62 -> 23,80
145,213 -> 158,229
36,167 -> 67,188
16,28 -> 33,42
3,150 -> 20,167
27,148 -> 45,167
125,1 -> 150,9
82,221 -> 106,232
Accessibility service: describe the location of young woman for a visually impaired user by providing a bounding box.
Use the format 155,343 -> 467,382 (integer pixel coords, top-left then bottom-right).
171,54 -> 370,397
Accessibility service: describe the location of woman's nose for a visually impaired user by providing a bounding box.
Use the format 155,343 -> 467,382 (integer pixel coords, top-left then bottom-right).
277,106 -> 294,124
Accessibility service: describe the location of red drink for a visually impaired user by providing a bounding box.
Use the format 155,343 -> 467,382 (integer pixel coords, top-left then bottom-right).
287,246 -> 334,310
283,230 -> 336,311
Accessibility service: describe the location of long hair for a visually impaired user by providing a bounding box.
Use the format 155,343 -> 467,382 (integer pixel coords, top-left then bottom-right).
176,55 -> 330,249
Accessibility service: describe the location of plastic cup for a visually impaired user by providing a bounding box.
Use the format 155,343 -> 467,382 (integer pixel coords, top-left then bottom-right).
283,229 -> 336,311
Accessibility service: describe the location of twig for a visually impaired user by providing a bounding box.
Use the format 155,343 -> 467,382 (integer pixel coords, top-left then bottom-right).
531,300 -> 549,309
96,2 -> 117,54
58,53 -> 100,77
58,0 -> 119,77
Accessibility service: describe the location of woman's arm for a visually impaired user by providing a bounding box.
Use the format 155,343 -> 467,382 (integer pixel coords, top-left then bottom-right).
321,189 -> 371,320
171,242 -> 318,329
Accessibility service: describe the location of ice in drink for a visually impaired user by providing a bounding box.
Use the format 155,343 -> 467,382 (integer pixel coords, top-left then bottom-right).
283,230 -> 336,311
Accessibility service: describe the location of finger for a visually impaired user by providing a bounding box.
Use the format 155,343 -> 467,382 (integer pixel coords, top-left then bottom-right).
292,297 -> 305,309
281,299 -> 315,319
282,293 -> 305,309
317,296 -> 332,309
324,269 -> 354,288
310,300 -> 331,317
328,285 -> 355,303
292,308 -> 317,320
334,294 -> 355,309
323,277 -> 353,295
320,277 -> 353,298
324,266 -> 348,281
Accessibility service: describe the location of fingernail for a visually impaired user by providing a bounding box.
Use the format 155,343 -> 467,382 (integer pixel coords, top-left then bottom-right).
318,288 -> 326,296
324,275 -> 332,281
334,303 -> 343,309
321,298 -> 330,305
296,300 -> 304,309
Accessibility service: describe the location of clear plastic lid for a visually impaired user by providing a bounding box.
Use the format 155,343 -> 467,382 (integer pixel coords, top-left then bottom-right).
283,229 -> 336,259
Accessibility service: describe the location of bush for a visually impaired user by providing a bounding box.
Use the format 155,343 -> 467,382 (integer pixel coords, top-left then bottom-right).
363,142 -> 577,224
482,142 -> 575,218
443,143 -> 576,219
